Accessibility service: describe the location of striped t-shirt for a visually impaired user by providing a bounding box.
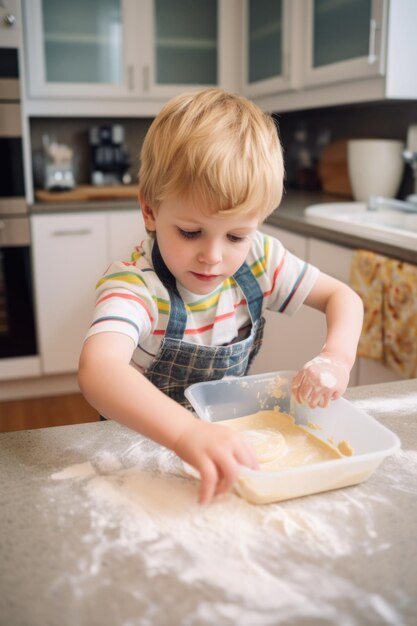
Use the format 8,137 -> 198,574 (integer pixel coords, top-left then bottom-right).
86,230 -> 319,372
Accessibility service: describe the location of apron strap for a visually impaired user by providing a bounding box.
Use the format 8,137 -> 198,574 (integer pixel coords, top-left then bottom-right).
152,238 -> 264,340
233,262 -> 264,323
152,239 -> 187,340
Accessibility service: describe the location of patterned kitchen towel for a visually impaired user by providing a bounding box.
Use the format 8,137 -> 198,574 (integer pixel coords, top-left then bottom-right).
350,250 -> 385,361
383,258 -> 417,378
350,250 -> 417,378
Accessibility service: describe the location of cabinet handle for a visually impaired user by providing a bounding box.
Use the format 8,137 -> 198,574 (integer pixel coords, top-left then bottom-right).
127,65 -> 134,91
3,13 -> 16,27
142,65 -> 150,92
368,18 -> 379,65
52,229 -> 92,237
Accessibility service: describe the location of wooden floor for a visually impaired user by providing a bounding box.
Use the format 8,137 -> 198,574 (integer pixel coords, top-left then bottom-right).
0,393 -> 99,433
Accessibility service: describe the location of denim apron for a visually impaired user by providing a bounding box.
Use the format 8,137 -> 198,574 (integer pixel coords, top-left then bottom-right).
143,240 -> 265,408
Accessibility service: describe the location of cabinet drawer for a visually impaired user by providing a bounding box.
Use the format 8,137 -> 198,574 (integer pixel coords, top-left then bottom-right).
261,224 -> 307,259
31,213 -> 108,374
308,238 -> 354,283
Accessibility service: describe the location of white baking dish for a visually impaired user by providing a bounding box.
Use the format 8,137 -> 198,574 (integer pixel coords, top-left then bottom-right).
184,371 -> 401,504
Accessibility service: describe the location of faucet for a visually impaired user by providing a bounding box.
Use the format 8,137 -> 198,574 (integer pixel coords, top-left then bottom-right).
402,149 -> 417,204
368,195 -> 417,213
402,124 -> 417,203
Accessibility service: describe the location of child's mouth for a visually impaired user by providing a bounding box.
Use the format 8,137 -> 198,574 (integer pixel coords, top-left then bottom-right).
191,272 -> 219,282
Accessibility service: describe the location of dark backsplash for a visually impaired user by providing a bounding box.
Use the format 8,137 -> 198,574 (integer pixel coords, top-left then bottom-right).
30,117 -> 153,188
30,99 -> 417,195
275,100 -> 417,197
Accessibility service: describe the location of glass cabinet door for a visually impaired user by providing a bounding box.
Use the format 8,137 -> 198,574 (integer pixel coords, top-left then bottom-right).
41,0 -> 123,85
304,0 -> 386,87
313,0 -> 371,68
24,0 -> 134,98
248,0 -> 283,84
242,0 -> 294,97
154,0 -> 218,86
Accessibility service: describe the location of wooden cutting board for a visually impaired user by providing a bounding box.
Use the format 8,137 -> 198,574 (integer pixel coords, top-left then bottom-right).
318,140 -> 353,198
35,184 -> 138,203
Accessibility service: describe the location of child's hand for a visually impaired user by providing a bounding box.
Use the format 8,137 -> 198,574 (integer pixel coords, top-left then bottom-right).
173,420 -> 259,504
291,354 -> 350,408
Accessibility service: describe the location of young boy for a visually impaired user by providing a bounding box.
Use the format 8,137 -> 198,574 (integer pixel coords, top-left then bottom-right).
78,89 -> 363,504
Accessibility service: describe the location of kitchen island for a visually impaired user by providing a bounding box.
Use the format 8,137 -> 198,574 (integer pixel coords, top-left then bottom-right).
1,380 -> 416,626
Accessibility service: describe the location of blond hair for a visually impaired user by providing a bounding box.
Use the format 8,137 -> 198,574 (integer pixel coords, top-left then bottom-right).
138,88 -> 283,221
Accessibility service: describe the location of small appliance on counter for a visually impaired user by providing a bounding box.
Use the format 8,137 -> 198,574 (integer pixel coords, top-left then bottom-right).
43,135 -> 76,192
89,125 -> 131,186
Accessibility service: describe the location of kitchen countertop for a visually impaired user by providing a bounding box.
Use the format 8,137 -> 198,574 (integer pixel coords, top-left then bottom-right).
30,190 -> 417,264
268,191 -> 417,264
1,379 -> 416,626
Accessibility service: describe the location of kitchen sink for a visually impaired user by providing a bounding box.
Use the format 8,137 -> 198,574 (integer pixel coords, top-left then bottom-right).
304,202 -> 417,252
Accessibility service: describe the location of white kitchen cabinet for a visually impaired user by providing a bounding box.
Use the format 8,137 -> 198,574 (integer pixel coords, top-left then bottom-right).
31,212 -> 108,374
302,0 -> 385,88
307,238 -> 355,283
138,0 -> 219,100
241,0 -> 298,98
23,0 -> 136,100
31,209 -> 146,375
0,0 -> 23,47
260,223 -> 307,258
254,0 -> 417,112
250,224 -> 326,376
108,209 -> 145,260
23,0 -> 239,113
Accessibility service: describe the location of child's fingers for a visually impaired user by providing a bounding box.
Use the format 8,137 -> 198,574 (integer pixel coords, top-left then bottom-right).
238,440 -> 259,470
308,383 -> 332,407
291,370 -> 304,393
214,474 -> 235,498
213,458 -> 240,497
197,459 -> 219,505
296,378 -> 315,405
308,388 -> 323,408
213,442 -> 258,498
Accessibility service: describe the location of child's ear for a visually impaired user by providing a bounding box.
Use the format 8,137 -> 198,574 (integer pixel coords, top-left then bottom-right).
138,191 -> 156,232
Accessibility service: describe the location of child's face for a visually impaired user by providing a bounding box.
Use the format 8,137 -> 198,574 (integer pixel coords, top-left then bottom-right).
142,195 -> 259,295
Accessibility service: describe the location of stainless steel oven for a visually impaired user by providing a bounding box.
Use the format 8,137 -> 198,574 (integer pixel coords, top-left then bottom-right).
0,216 -> 37,358
0,46 -> 26,215
0,46 -> 39,379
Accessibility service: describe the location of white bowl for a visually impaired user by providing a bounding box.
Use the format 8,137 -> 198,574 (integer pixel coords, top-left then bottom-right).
347,139 -> 404,201
185,371 -> 401,504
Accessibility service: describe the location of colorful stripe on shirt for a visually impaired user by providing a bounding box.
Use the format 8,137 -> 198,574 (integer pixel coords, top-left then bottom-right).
96,271 -> 148,289
90,315 -> 140,335
250,234 -> 269,278
185,278 -> 235,313
96,292 -> 154,323
278,262 -> 309,312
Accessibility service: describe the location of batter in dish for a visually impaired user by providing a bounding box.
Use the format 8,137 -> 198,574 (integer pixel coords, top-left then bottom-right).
220,410 -> 353,471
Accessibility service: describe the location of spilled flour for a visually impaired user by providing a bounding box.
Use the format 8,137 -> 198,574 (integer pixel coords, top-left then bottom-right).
47,437 -> 416,626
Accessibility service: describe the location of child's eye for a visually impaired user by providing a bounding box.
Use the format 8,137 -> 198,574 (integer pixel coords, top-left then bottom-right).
227,234 -> 245,243
177,228 -> 201,239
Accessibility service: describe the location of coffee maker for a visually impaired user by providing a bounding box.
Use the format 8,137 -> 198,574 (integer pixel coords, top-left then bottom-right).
89,125 -> 131,186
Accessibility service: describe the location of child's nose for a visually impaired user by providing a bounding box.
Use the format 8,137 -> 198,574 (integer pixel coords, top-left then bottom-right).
198,240 -> 223,265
